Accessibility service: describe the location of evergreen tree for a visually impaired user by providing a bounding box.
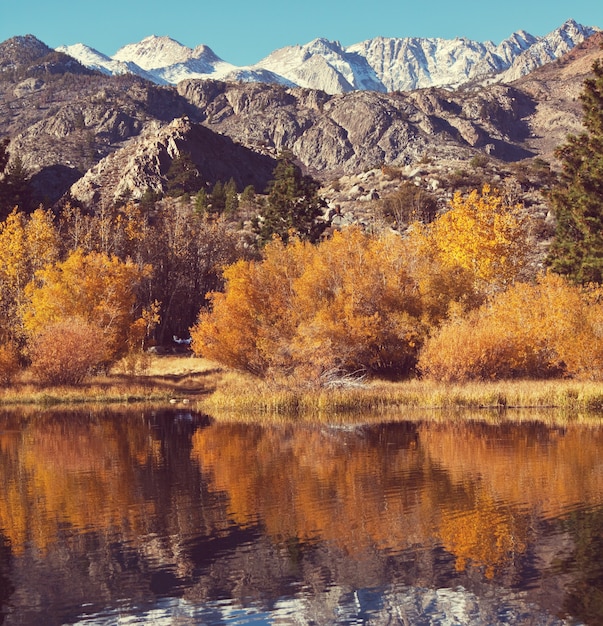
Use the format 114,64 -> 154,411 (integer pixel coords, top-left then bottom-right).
240,185 -> 256,208
165,153 -> 201,197
194,188 -> 209,216
0,142 -> 33,217
547,56 -> 603,284
0,138 -> 8,175
254,151 -> 326,245
0,139 -> 10,219
139,187 -> 162,211
209,180 -> 226,213
224,178 -> 239,217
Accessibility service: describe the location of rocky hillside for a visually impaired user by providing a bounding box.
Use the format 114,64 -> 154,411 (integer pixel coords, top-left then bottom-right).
0,31 -> 601,211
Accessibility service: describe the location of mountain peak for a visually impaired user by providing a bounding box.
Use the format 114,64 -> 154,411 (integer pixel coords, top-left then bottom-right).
47,19 -> 600,94
113,35 -> 194,70
0,34 -> 52,69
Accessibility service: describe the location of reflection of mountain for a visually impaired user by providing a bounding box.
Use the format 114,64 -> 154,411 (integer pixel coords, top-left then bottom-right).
1,412 -> 602,624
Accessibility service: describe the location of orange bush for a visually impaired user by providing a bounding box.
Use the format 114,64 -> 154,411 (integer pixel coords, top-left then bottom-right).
22,249 -> 150,363
419,273 -> 603,381
191,229 -> 430,379
0,342 -> 20,385
28,318 -> 108,385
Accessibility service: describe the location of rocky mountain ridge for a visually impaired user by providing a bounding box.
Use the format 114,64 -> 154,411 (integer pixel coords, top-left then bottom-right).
56,19 -> 599,94
0,29 -> 601,213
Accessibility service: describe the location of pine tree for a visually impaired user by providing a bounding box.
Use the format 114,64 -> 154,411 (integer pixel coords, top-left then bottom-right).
165,153 -> 201,198
547,56 -> 603,284
194,188 -> 209,216
209,180 -> 226,213
224,178 -> 239,217
254,151 -> 326,245
3,156 -> 32,213
0,141 -> 33,218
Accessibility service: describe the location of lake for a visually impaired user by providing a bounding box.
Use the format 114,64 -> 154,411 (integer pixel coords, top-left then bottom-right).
0,407 -> 602,625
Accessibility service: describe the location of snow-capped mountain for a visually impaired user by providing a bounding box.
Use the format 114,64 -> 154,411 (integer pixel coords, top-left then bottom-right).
56,42 -> 168,84
57,19 -> 599,94
494,19 -> 597,83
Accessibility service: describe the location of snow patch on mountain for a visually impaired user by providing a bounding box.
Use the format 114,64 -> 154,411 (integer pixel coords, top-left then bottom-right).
495,18 -> 597,82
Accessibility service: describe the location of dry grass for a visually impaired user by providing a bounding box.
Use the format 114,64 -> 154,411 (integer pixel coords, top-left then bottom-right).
3,356 -> 603,425
199,371 -> 603,423
0,355 -> 222,407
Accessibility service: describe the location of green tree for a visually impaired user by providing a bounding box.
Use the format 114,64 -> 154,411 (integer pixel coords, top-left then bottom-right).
0,138 -> 8,175
0,141 -> 33,218
194,188 -> 209,216
209,180 -> 226,213
139,186 -> 162,211
224,178 -> 239,217
253,151 -> 326,245
2,156 -> 33,213
547,57 -> 603,283
165,152 -> 201,197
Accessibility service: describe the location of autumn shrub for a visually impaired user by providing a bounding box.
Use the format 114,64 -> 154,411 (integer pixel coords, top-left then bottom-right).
421,184 -> 530,294
419,273 -> 603,382
191,229 -> 431,380
28,318 -> 108,385
21,249 -> 150,362
0,342 -> 20,385
192,187 -> 535,384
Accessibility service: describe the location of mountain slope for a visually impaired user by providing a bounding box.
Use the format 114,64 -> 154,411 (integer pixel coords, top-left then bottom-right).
0,30 -> 601,210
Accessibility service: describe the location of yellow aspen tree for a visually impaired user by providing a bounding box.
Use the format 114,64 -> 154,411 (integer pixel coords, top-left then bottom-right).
0,210 -> 28,340
191,237 -> 310,375
425,185 -> 529,295
0,208 -> 60,342
290,228 -> 424,378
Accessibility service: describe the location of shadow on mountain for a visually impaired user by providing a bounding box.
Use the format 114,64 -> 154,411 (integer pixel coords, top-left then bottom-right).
184,123 -> 277,193
29,164 -> 82,206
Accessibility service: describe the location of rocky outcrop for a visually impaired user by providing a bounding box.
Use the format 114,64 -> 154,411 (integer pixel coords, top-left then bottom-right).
69,117 -> 276,208
177,79 -> 535,176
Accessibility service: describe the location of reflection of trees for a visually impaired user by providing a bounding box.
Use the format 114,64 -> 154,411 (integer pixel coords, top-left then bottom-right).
556,507 -> 603,625
0,409 -> 226,624
191,422 -> 439,555
191,420 -> 603,582
0,533 -> 13,625
0,411 -> 161,554
2,412 -> 603,623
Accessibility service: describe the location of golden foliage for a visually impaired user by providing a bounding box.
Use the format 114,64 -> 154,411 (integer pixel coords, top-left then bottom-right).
22,249 -> 150,362
419,184 -> 529,294
419,272 -> 603,381
0,208 -> 59,342
191,229 -> 431,379
192,186 -> 536,382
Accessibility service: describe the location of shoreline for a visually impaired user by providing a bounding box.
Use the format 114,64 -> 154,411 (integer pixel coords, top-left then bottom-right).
1,356 -> 602,423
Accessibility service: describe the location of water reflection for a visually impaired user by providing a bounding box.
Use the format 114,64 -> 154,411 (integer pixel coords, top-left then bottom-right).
0,409 -> 602,624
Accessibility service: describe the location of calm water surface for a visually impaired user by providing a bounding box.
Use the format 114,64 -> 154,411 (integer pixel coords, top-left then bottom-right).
0,408 -> 602,625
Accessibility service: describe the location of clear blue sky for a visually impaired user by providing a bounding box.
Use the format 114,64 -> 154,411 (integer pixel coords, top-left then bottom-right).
2,0 -> 602,66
